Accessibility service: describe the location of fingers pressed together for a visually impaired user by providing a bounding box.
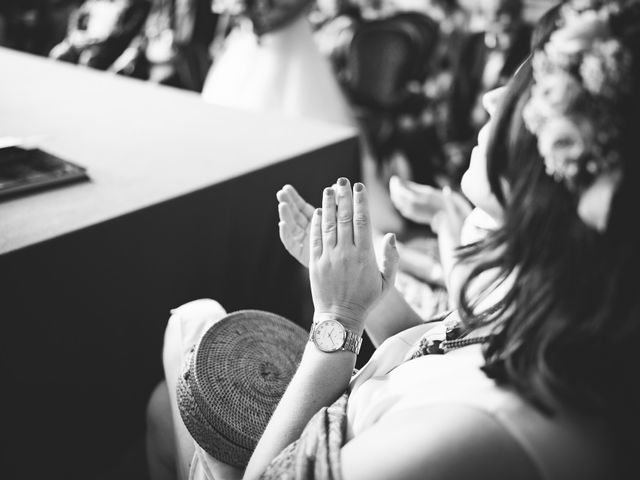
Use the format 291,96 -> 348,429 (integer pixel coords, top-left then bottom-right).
310,178 -> 372,258
277,185 -> 313,229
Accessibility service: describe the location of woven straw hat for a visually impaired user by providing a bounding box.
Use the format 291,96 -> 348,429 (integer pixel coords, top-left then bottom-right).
177,310 -> 307,467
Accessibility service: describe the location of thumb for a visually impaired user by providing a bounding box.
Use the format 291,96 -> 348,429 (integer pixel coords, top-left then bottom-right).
380,233 -> 399,288
442,186 -> 456,215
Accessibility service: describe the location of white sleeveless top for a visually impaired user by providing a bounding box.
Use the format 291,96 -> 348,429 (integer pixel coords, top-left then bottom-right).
347,323 -> 613,480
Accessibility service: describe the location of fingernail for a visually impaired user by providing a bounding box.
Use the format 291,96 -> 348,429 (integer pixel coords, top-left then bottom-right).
389,233 -> 396,246
324,187 -> 334,196
354,183 -> 364,192
338,177 -> 348,186
315,208 -> 322,216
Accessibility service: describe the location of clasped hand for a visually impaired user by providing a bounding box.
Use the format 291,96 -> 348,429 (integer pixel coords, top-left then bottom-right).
278,178 -> 398,333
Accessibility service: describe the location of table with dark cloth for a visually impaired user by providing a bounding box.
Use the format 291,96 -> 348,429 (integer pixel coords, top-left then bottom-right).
0,47 -> 360,480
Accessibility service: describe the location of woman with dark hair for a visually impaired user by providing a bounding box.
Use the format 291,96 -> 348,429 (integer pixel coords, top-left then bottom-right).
148,1 -> 639,478
456,1 -> 640,442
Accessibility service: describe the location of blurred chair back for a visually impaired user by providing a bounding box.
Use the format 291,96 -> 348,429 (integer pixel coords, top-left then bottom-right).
344,11 -> 438,113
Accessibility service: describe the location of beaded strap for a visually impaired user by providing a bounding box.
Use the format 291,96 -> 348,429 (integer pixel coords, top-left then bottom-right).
440,335 -> 492,352
410,333 -> 492,359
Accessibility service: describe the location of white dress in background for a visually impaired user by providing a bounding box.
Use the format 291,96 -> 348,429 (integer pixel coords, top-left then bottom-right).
201,15 -> 355,127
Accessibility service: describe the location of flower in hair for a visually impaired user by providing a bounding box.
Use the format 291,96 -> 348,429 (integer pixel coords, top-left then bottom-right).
527,70 -> 583,115
548,9 -> 609,60
580,39 -> 633,99
523,0 -> 635,232
536,116 -> 590,186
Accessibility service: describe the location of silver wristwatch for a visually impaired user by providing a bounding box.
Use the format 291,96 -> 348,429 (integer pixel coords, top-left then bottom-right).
309,318 -> 363,355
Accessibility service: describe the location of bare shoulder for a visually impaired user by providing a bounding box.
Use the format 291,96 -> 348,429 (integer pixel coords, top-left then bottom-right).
341,404 -> 540,480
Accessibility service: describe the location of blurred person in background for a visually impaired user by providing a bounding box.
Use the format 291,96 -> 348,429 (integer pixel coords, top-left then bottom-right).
49,0 -> 152,70
311,0 -> 363,86
199,0 -> 355,125
0,0 -> 79,55
442,0 -> 531,186
111,0 -> 220,90
385,0 -> 470,188
417,0 -> 468,185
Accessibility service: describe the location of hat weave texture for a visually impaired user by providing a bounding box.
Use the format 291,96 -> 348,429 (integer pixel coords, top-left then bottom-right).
177,310 -> 307,467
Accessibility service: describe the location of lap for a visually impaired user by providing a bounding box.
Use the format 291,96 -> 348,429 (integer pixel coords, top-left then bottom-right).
163,298 -> 241,480
163,300 -> 303,480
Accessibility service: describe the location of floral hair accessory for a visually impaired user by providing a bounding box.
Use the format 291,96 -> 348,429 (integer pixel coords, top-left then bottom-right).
522,0 -> 635,232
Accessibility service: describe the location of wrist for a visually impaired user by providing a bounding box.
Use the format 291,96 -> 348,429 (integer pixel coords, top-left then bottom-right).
313,310 -> 365,335
431,211 -> 446,234
310,313 -> 364,355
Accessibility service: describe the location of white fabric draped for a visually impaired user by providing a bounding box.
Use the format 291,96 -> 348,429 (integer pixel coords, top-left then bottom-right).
201,16 -> 355,127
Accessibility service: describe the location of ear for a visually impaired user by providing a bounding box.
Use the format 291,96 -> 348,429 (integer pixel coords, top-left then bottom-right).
577,169 -> 622,232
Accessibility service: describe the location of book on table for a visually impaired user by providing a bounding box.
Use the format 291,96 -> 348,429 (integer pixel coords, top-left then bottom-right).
0,144 -> 89,199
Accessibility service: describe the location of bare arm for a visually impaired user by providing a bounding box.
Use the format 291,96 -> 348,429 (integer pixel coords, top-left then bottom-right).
396,242 -> 445,286
389,177 -> 473,309
364,286 -> 423,347
243,340 -> 356,480
431,187 -> 475,309
245,179 -> 399,479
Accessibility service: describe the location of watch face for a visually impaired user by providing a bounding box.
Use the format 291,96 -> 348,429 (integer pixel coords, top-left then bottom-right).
313,319 -> 346,352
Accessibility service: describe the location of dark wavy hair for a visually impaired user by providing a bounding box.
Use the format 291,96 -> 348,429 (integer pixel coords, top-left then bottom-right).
456,4 -> 640,433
